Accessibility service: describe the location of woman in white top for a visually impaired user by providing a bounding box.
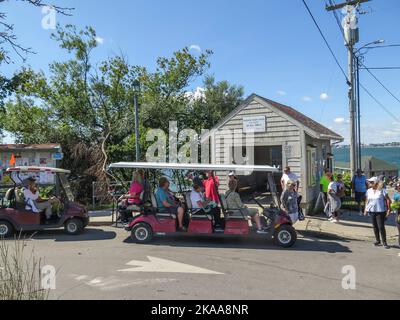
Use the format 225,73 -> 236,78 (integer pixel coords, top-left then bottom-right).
364,177 -> 391,249
190,184 -> 206,213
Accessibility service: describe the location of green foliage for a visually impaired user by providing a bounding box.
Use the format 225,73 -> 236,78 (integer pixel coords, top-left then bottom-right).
3,24 -> 244,202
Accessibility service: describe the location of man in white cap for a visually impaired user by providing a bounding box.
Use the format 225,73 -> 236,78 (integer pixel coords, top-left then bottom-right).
365,176 -> 391,249
228,171 -> 239,192
23,177 -> 57,221
281,167 -> 299,192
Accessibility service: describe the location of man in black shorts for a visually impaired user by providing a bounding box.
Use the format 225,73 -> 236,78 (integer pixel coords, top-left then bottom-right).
351,169 -> 368,215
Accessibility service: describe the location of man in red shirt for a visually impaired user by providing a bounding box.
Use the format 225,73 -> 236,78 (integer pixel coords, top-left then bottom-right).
203,171 -> 223,230
204,171 -> 220,203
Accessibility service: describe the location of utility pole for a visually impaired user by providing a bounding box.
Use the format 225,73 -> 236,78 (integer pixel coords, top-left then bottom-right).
326,0 -> 370,177
133,80 -> 141,162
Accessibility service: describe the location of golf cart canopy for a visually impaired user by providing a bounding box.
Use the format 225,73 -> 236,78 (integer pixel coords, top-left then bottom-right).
6,166 -> 71,174
108,162 -> 280,173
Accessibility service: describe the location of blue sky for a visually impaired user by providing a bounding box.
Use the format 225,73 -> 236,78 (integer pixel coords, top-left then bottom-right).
3,0 -> 400,144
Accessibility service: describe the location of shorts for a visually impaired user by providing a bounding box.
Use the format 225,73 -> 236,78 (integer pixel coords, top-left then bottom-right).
355,192 -> 366,203
167,206 -> 179,215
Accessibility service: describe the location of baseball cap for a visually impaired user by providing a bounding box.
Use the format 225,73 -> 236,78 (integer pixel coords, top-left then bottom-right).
21,177 -> 36,187
367,177 -> 379,184
228,171 -> 235,177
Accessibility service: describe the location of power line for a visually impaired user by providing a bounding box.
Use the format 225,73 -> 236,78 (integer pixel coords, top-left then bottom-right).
365,44 -> 400,50
302,0 -> 349,83
327,0 -> 400,105
361,63 -> 400,104
360,83 -> 400,122
359,66 -> 400,70
303,0 -> 399,123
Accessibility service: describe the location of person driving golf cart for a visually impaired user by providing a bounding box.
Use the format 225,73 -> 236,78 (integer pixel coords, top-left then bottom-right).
23,177 -> 60,221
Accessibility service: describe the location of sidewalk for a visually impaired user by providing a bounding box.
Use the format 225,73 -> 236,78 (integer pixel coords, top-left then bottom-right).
296,211 -> 399,242
88,210 -> 399,242
88,210 -> 115,226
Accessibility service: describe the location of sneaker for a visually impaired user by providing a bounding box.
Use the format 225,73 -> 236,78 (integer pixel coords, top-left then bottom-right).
373,241 -> 382,247
178,227 -> 187,232
215,228 -> 224,233
330,219 -> 337,223
256,229 -> 268,234
328,217 -> 334,221
383,243 -> 390,249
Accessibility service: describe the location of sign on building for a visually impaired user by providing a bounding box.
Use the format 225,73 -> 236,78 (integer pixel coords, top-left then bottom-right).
243,116 -> 266,133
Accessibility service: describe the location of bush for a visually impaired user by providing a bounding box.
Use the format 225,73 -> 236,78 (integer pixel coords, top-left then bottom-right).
0,237 -> 49,300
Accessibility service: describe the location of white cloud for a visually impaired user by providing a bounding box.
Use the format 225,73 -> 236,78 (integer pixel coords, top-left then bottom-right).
320,93 -> 329,101
95,36 -> 104,45
189,44 -> 201,52
382,130 -> 400,137
185,87 -> 205,101
301,96 -> 312,102
277,90 -> 286,96
334,118 -> 346,124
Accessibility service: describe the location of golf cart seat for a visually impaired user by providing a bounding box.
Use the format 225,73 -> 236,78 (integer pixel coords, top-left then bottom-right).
123,191 -> 145,214
4,188 -> 16,208
14,188 -> 27,210
150,193 -> 176,219
220,195 -> 248,221
184,192 -> 212,221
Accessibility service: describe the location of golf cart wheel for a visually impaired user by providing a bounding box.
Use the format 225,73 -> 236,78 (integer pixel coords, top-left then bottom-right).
0,221 -> 14,238
274,225 -> 297,248
64,218 -> 84,235
131,223 -> 153,244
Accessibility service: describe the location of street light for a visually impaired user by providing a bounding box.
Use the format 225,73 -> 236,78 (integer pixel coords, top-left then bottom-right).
355,39 -> 385,55
353,39 -> 385,170
133,79 -> 141,162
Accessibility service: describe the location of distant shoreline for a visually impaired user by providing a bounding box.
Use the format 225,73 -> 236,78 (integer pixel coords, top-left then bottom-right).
335,146 -> 400,149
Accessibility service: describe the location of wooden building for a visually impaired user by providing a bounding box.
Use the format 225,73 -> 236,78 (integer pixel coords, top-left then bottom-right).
0,144 -> 63,185
204,94 -> 343,213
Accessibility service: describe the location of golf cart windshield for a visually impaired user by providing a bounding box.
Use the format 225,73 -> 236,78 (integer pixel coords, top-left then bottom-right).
6,166 -> 75,202
108,161 -> 281,206
58,173 -> 75,202
108,162 -> 279,173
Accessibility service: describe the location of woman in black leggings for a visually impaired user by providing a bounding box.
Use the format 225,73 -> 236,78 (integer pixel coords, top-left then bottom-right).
364,177 -> 391,249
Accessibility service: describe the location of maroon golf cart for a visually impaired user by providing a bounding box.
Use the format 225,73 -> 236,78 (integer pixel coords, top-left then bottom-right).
0,166 -> 89,238
108,162 -> 297,248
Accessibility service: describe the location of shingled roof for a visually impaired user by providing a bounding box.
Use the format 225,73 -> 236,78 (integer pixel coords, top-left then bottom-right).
0,144 -> 61,151
203,94 -> 343,141
256,95 -> 343,139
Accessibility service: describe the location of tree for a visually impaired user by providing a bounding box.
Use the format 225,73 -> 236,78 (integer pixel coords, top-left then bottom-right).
0,0 -> 73,130
186,75 -> 244,132
3,24 -> 244,202
0,0 -> 73,62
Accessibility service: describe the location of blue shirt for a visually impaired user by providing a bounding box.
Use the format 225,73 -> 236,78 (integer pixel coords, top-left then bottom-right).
352,175 -> 367,193
394,191 -> 400,202
155,187 -> 174,210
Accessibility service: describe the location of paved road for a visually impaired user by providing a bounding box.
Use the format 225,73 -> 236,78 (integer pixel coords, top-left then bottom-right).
11,226 -> 400,300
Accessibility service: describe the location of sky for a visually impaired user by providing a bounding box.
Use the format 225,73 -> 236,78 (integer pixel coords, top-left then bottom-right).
2,0 -> 400,144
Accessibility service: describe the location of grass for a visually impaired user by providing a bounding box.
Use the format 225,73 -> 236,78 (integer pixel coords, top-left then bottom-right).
0,236 -> 49,300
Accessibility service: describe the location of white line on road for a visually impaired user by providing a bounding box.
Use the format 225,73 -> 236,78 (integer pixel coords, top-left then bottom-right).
118,256 -> 224,275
